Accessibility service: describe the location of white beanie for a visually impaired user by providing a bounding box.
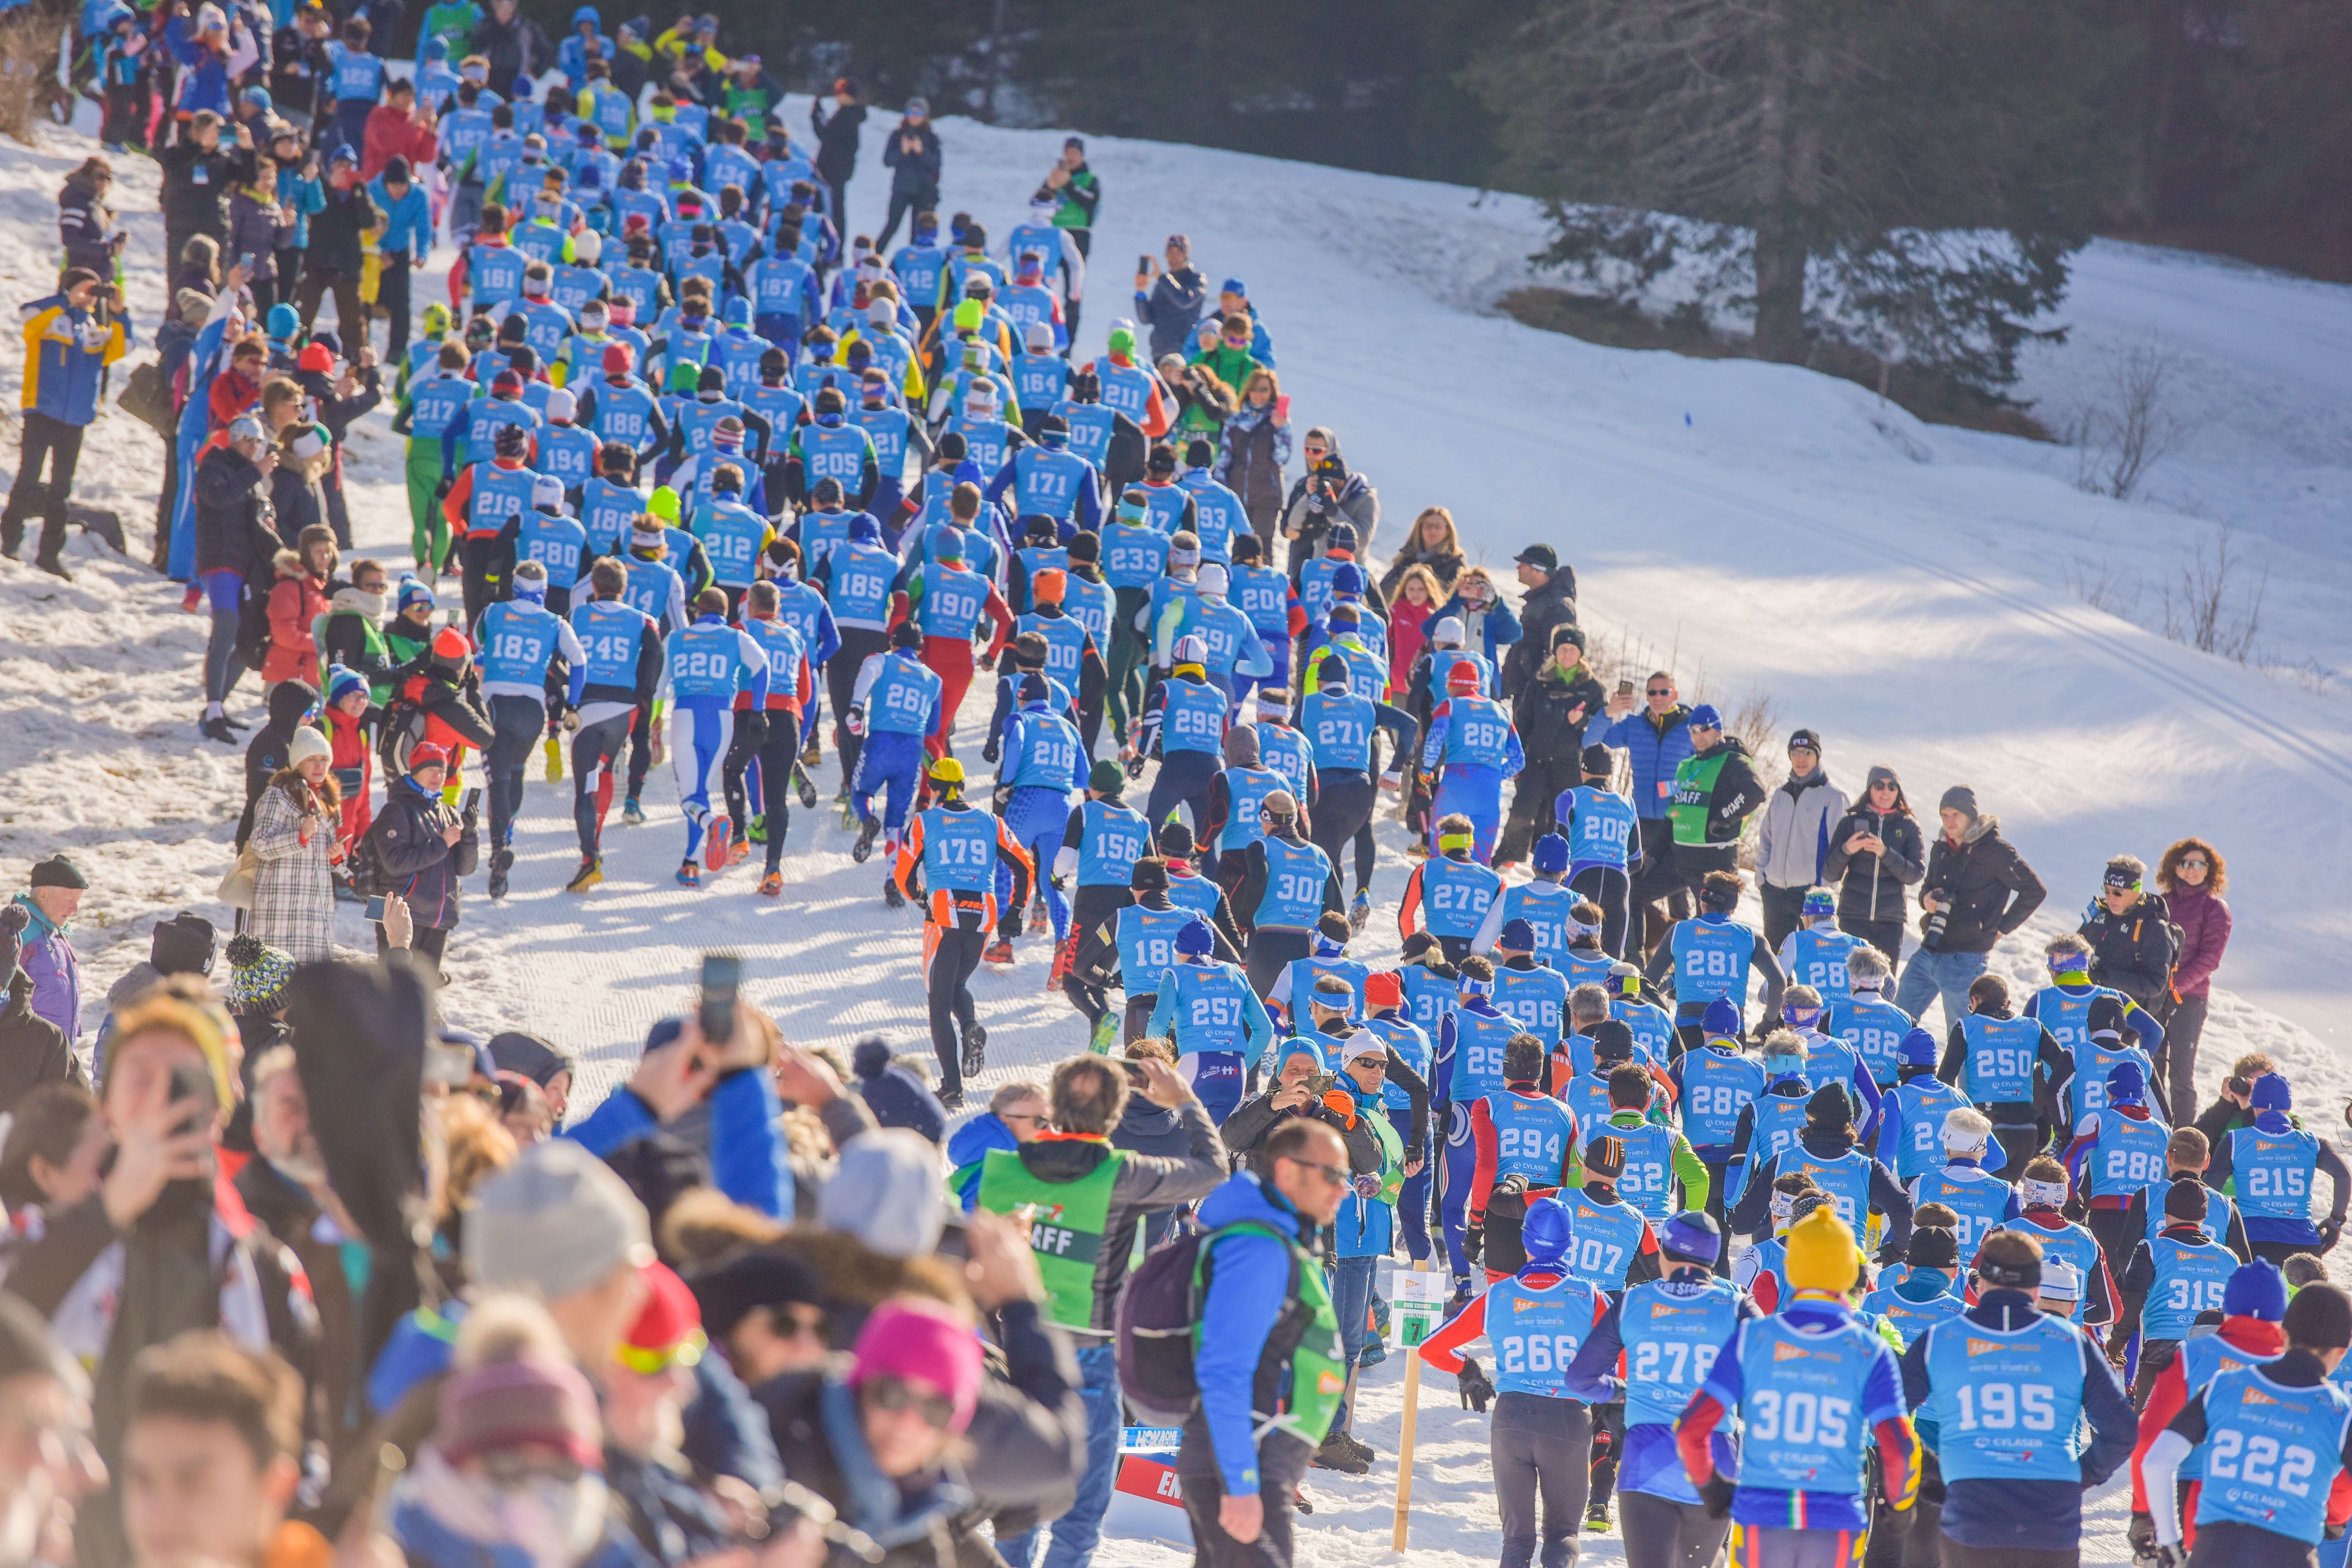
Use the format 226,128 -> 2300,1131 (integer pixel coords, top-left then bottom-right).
287,725 -> 332,768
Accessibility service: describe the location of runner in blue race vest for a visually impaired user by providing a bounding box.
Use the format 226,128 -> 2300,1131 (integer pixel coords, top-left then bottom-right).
2114,1179 -> 2243,1403
1643,869 -> 1786,1051
1937,971 -> 2075,1179
1140,911 -> 1270,1121
1728,1081 -> 1916,1262
1071,857 -> 1242,1052
1554,743 -> 1643,958
1421,1197 -> 1614,1568
2146,1283 -> 2352,1568
1677,1207 -> 1922,1564
1399,813 -> 1504,966
1902,1227 -> 2136,1566
2062,1056 -> 2177,1274
1566,1211 -> 1752,1568
2203,1073 -> 2351,1270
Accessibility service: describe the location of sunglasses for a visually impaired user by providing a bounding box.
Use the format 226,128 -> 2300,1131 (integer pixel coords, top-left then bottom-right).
1646,688 -> 1672,698
865,1375 -> 956,1429
773,1306 -> 826,1341
2177,857 -> 2208,868
1283,1155 -> 1351,1187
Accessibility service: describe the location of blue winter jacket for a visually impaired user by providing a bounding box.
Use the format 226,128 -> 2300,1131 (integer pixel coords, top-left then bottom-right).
1596,703 -> 1695,820
947,1112 -> 1020,1212
1194,1171 -> 1316,1497
564,1062 -> 794,1219
368,175 -> 434,264
19,293 -> 126,427
1431,591 -> 1521,664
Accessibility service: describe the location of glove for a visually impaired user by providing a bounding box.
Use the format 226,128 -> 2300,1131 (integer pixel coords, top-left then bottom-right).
1002,911 -> 1025,939
1351,1171 -> 1382,1199
845,706 -> 867,738
2322,1218 -> 2345,1254
992,784 -> 1015,814
1496,1173 -> 1530,1199
562,708 -> 581,732
1699,1473 -> 1736,1519
2128,1513 -> 2157,1567
981,737 -> 1000,764
1456,1357 -> 1493,1414
1319,1089 -> 1358,1125
1877,1503 -> 1916,1542
736,710 -> 769,748
2155,1544 -> 2191,1568
1463,1221 -> 1485,1265
1124,752 -> 1148,781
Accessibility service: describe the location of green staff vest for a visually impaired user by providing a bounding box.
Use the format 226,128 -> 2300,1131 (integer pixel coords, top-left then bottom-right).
1668,751 -> 1731,847
1196,1221 -> 1347,1449
976,1144 -> 1125,1331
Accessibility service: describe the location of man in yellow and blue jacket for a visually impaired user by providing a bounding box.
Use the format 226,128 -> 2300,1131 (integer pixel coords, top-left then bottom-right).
3,269 -> 127,578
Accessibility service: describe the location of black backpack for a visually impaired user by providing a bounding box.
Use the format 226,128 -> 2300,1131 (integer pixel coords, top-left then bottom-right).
1115,1219 -> 1306,1425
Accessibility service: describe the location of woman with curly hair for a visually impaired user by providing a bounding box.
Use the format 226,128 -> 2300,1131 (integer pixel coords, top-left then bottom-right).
1379,505 -> 1465,601
2155,837 -> 2231,1109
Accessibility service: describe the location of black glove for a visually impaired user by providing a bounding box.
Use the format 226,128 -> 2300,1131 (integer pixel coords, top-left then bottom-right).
2154,1544 -> 2191,1568
736,709 -> 769,748
2321,1218 -> 2345,1254
1699,1473 -> 1735,1519
1463,1222 -> 1485,1265
1002,911 -> 1025,939
1878,1503 -> 1916,1542
1124,752 -> 1148,781
981,737 -> 1000,764
1456,1357 -> 1493,1414
2128,1512 -> 2157,1567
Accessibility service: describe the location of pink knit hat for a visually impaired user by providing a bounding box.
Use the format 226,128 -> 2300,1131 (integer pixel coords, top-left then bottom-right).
849,1299 -> 984,1434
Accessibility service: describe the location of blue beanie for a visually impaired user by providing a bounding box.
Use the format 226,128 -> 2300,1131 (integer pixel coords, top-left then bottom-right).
1701,997 -> 1742,1043
397,577 -> 436,613
1532,833 -> 1569,874
1279,1036 -> 1329,1073
2225,1260 -> 2289,1323
1802,886 -> 1836,919
265,302 -> 299,340
1659,1210 -> 1722,1265
2105,1059 -> 2146,1106
1175,917 -> 1214,959
1688,703 -> 1723,730
1331,562 -> 1364,597
2252,1073 -> 2293,1112
1499,918 -> 1535,953
1899,1027 -> 1940,1067
325,665 -> 369,707
1521,1195 -> 1573,1268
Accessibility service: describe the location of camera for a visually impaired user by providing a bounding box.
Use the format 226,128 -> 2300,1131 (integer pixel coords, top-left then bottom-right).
1921,886 -> 1953,950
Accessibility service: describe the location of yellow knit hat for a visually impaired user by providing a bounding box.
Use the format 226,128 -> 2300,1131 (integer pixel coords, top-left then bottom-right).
1783,1206 -> 1861,1296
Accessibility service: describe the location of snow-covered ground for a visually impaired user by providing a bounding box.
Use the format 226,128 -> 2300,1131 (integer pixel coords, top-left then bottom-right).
4,100 -> 2350,1568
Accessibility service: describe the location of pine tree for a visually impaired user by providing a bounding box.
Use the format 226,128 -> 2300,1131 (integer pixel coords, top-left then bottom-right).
1471,0 -> 2129,389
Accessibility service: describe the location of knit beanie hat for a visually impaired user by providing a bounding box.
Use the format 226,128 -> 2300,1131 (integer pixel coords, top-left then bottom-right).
464,1139 -> 656,1299
435,1354 -> 602,1469
224,932 -> 295,1014
1088,758 -> 1124,796
1659,1210 -> 1722,1265
1782,1207 -> 1862,1296
1522,1195 -> 1573,1266
287,725 -> 332,769
1701,998 -> 1742,1044
1906,1225 -> 1960,1270
1898,1028 -> 1939,1067
1532,834 -> 1569,874
2165,1177 -> 2209,1224
850,1298 -> 984,1434
818,1130 -> 945,1258
2225,1260 -> 2289,1323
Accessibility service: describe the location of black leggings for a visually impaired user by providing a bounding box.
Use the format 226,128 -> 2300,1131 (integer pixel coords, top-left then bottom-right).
1059,885 -> 1131,1023
1492,1392 -> 1592,1568
571,710 -> 633,860
485,694 -> 543,854
1569,864 -> 1633,959
1587,1401 -> 1625,1509
1619,1490 -> 1730,1568
926,915 -> 986,1096
1310,769 -> 1378,894
723,711 -> 803,872
206,609 -> 243,706
1143,749 -> 1218,837
827,626 -> 888,788
2186,1520 -> 2318,1568
376,920 -> 449,975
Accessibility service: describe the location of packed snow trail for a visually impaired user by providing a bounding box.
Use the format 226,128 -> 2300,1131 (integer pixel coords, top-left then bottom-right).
5,99 -> 2352,1568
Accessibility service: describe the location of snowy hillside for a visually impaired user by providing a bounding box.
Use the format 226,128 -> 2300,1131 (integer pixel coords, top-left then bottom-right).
2,100 -> 2349,1568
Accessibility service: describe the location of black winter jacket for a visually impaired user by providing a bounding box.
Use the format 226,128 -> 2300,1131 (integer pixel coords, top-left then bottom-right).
303,184 -> 384,276
0,970 -> 81,1117
1511,663 -> 1607,766
881,122 -> 942,198
1502,574 -> 1579,701
1822,804 -> 1925,927
157,138 -> 254,239
2080,891 -> 2177,1009
809,99 -> 865,181
193,445 -> 277,577
367,773 -> 478,929
1917,816 -> 2045,955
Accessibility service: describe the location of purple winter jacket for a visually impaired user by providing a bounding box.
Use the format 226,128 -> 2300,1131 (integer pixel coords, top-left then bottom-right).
2165,881 -> 2232,1000
11,895 -> 80,1046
